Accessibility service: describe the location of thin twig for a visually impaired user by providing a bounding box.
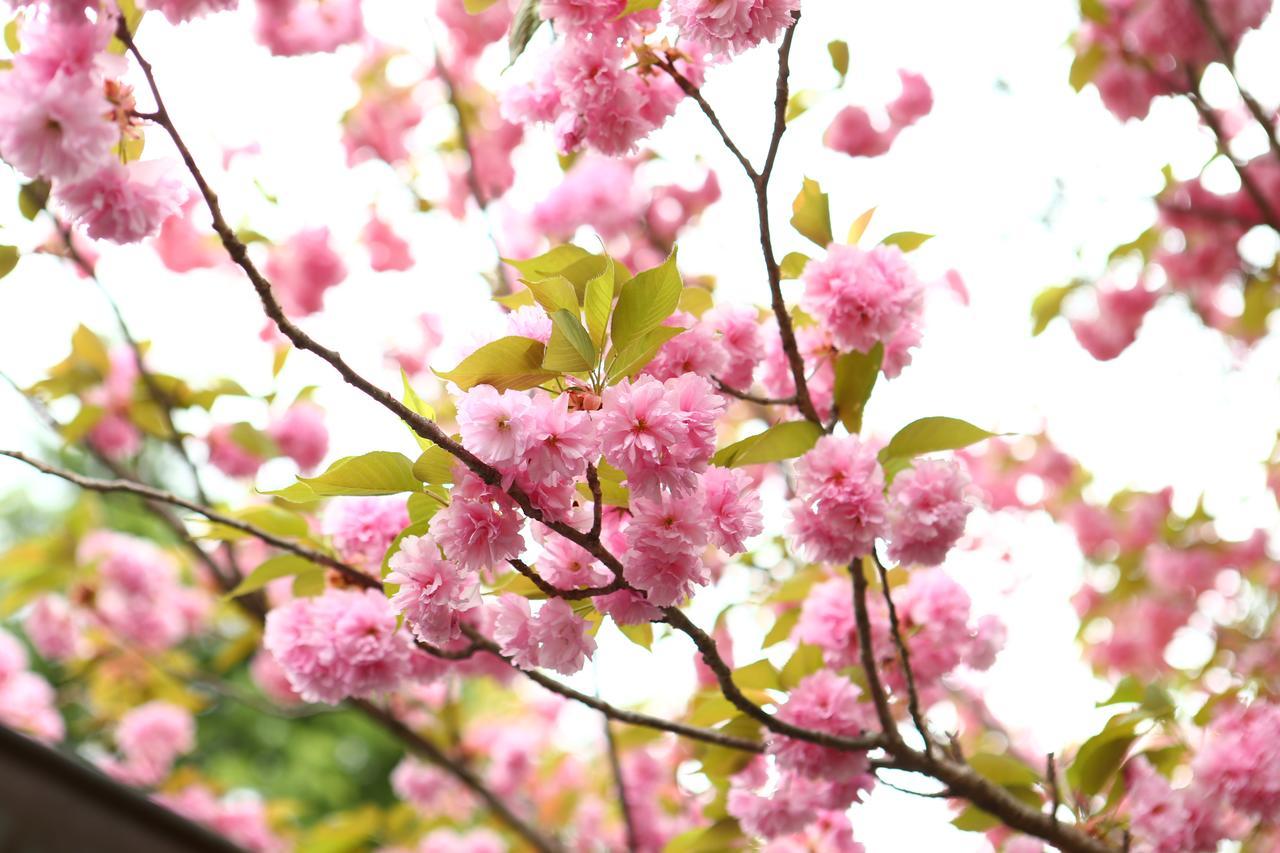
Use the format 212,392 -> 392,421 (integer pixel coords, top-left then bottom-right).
872,550 -> 932,756
712,377 -> 797,406
0,450 -> 374,589
602,716 -> 639,853
849,560 -> 898,740
352,699 -> 560,853
586,464 -> 603,541
507,557 -> 622,600
1188,0 -> 1280,161
1048,752 -> 1061,827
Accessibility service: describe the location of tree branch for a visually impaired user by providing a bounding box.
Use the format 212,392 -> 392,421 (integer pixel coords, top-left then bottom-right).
1189,0 -> 1280,162
602,716 -> 639,853
0,450 -> 375,590
872,551 -> 932,756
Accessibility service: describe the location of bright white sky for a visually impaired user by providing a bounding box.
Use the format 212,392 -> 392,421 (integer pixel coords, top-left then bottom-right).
2,0 -> 1280,849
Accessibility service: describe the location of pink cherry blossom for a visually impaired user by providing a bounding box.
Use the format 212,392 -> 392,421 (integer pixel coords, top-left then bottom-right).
457,385 -> 534,467
115,701 -> 195,786
530,597 -> 596,675
56,160 -> 187,244
80,531 -> 200,651
0,671 -> 64,743
492,592 -> 538,668
24,594 -> 84,662
623,490 -> 711,606
254,0 -> 364,56
701,467 -> 764,554
526,392 -> 599,482
887,70 -> 933,127
768,671 -> 876,780
885,458 -> 973,566
429,472 -> 525,571
0,66 -> 115,182
321,495 -> 410,571
787,435 -> 888,565
668,0 -> 800,56
386,534 -> 480,645
263,588 -> 412,704
1069,281 -> 1161,361
506,304 -> 554,343
143,0 -> 238,25
267,403 -> 330,471
1192,702 -> 1280,818
825,106 -> 895,158
362,214 -> 414,271
263,227 -> 348,317
250,651 -> 302,706
153,197 -> 225,272
703,305 -> 764,391
801,244 -> 923,353
206,423 -> 265,479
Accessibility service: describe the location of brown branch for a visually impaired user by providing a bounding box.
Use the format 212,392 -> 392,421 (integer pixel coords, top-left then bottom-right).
1183,71 -> 1280,231
0,450 -> 375,590
1048,752 -> 1061,827
602,716 -> 639,853
849,560 -> 899,741
352,699 -> 560,853
655,15 -> 821,426
586,464 -> 603,540
1189,0 -> 1280,162
871,551 -> 932,757
712,377 -> 797,406
507,557 -> 622,600
455,626 -> 764,753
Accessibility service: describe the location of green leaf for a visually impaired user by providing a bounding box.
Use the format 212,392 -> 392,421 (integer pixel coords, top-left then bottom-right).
259,481 -> 320,504
1098,675 -> 1145,707
495,288 -> 537,310
968,752 -> 1041,788
583,256 -> 616,350
663,819 -> 743,853
614,0 -> 660,18
677,286 -> 713,318
689,693 -> 740,727
833,343 -> 882,434
228,554 -> 315,598
228,421 -> 278,458
435,336 -> 560,391
400,370 -> 436,451
524,276 -> 580,315
577,459 -> 630,506
508,0 -> 543,66
199,505 -> 310,542
1067,716 -> 1142,796
878,417 -> 997,466
610,249 -> 683,355
828,40 -> 849,84
1031,282 -> 1082,336
712,420 -> 823,468
606,326 -> 684,382
61,403 -> 105,444
732,659 -> 782,691
847,207 -> 876,244
18,180 -> 50,221
762,608 -> 800,647
880,231 -> 934,252
4,18 -> 19,53
543,309 -> 597,372
785,89 -> 817,122
300,452 -> 421,497
464,0 -> 500,11
504,245 -> 593,281
1080,0 -> 1110,24
790,177 -> 833,248
0,245 -> 15,280
1069,41 -> 1106,92
617,622 -> 653,649
292,569 -> 327,597
779,643 -> 824,689
779,251 -> 810,280
412,445 -> 456,485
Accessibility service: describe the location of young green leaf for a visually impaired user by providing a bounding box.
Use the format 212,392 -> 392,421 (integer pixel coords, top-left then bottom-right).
1031,281 -> 1083,336
828,39 -> 849,84
0,245 -> 18,280
228,554 -> 315,598
791,177 -> 833,248
880,231 -> 934,252
435,336 -> 560,391
847,206 -> 876,244
300,452 -> 421,497
606,326 -> 684,382
508,0 -> 543,65
502,244 -> 592,281
833,343 -> 882,433
878,417 -> 998,465
712,420 -> 823,468
779,251 -> 810,279
524,276 -> 579,314
543,309 -> 597,372
583,255 -> 616,349
610,249 -> 683,354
